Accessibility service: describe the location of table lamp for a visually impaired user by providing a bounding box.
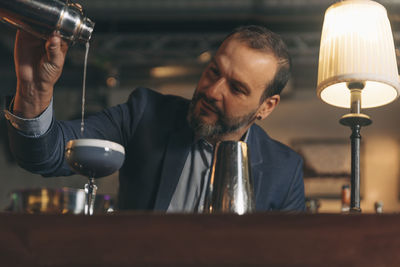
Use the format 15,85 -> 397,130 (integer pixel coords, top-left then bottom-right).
317,0 -> 400,212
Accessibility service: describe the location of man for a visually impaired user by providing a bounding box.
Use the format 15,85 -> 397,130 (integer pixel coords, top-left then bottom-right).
5,25 -> 305,212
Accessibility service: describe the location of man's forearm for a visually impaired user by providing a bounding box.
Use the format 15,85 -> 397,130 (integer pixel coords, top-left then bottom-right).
13,82 -> 53,118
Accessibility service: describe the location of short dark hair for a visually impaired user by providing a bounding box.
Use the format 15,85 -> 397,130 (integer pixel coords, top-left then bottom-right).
224,25 -> 291,103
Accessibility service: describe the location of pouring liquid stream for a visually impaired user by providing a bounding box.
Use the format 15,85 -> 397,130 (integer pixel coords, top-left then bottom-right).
80,41 -> 90,136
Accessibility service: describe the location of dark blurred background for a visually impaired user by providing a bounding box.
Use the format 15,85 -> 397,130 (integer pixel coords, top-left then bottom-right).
1,0 -> 400,212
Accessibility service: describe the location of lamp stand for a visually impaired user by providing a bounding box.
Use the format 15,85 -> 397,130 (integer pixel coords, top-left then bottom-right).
339,83 -> 371,213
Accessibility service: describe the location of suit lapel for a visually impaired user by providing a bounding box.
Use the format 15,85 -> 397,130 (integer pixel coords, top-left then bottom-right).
247,126 -> 264,206
154,120 -> 194,211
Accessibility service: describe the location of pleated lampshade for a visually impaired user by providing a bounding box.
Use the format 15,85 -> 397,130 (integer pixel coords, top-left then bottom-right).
317,0 -> 400,108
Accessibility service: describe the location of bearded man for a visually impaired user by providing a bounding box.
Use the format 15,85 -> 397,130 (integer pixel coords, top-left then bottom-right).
5,25 -> 305,212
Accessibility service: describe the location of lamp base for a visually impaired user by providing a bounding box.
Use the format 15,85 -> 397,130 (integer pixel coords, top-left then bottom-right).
350,207 -> 361,213
339,112 -> 372,213
339,113 -> 372,127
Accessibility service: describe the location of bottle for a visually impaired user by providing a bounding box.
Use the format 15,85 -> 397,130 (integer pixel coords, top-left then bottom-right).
374,201 -> 383,214
341,184 -> 350,213
0,0 -> 94,44
305,198 -> 320,214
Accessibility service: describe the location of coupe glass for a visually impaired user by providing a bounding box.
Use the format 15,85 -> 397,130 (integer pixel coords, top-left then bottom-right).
65,139 -> 125,215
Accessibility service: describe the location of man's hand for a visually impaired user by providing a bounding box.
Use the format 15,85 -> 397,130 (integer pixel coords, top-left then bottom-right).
13,30 -> 68,118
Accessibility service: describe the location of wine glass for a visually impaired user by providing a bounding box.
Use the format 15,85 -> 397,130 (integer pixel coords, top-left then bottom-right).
65,139 -> 125,215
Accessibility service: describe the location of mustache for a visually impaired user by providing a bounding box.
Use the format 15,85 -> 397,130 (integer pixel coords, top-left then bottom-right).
193,92 -> 222,115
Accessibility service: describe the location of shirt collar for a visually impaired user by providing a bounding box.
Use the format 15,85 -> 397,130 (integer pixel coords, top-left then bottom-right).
198,127 -> 251,152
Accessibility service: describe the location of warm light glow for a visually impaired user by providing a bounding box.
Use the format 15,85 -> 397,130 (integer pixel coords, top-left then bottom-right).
198,51 -> 212,63
317,0 -> 400,108
320,81 -> 398,108
106,77 -> 118,88
323,1 -> 383,43
150,66 -> 191,78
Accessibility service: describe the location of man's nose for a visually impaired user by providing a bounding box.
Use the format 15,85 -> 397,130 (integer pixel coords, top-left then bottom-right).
204,78 -> 225,101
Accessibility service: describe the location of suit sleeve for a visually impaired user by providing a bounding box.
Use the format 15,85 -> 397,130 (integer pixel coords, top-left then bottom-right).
281,157 -> 306,212
7,87 -> 148,177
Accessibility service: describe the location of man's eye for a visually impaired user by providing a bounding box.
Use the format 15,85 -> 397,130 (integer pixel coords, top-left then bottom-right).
209,67 -> 220,77
231,85 -> 244,94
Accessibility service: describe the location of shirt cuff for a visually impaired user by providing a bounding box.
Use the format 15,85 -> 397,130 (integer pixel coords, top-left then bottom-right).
3,98 -> 53,137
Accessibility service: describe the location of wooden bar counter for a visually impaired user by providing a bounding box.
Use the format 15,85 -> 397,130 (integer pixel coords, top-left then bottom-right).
0,212 -> 399,266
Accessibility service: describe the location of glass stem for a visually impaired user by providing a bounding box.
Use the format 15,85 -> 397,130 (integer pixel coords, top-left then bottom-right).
84,177 -> 97,215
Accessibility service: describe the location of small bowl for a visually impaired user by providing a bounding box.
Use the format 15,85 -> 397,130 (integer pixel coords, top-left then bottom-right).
65,139 -> 125,178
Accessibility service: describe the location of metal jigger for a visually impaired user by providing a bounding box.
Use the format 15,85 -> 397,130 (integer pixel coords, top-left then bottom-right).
203,141 -> 255,215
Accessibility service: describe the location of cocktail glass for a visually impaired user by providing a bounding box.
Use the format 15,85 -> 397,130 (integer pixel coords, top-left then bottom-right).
65,139 -> 125,215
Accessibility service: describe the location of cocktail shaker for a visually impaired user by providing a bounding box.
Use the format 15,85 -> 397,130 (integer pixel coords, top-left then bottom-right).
0,0 -> 94,43
203,141 -> 255,215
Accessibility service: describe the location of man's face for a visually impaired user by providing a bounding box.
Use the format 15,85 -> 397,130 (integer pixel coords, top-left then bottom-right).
188,38 -> 279,139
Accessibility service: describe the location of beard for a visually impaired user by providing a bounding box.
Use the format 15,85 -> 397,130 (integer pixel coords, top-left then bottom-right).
187,91 -> 258,139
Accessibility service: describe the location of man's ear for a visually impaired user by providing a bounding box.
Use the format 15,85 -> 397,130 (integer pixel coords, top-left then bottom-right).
257,94 -> 280,120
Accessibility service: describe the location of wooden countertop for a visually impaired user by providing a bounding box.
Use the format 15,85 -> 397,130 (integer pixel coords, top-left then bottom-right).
0,212 -> 399,266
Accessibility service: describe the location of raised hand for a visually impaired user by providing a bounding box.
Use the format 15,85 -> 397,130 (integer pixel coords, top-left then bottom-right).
13,30 -> 69,118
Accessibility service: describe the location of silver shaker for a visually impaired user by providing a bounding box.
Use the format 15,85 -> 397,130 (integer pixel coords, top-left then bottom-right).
203,141 -> 255,215
0,0 -> 94,43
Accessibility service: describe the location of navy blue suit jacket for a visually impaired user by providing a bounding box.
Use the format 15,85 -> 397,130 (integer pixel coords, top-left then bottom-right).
7,88 -> 305,211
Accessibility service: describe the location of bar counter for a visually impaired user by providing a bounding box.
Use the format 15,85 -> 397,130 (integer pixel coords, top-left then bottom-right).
1,212 -> 399,266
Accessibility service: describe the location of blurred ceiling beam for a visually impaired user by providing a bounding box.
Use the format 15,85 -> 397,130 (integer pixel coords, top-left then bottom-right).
2,0 -> 400,93
79,0 -> 400,22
